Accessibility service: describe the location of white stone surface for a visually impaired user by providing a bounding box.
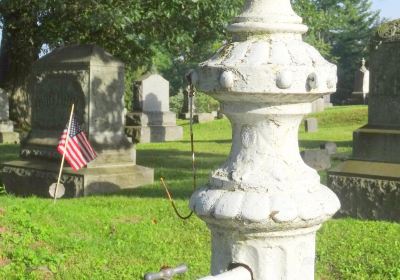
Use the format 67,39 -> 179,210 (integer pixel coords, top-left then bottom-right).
189,0 -> 340,279
137,74 -> 170,112
198,266 -> 251,280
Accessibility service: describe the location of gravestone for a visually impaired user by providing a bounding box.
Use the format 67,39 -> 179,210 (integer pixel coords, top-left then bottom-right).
328,20 -> 400,221
0,45 -> 153,197
320,142 -> 337,155
126,73 -> 183,143
179,89 -> 197,120
323,94 -> 333,108
311,97 -> 325,112
0,89 -> 19,144
194,113 -> 214,123
301,149 -> 331,171
350,58 -> 369,104
304,117 -> 318,132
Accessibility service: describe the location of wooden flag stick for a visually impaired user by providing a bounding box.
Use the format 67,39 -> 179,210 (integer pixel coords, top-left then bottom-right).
54,104 -> 75,203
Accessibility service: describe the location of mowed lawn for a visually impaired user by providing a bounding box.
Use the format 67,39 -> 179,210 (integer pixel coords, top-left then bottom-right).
0,105 -> 399,279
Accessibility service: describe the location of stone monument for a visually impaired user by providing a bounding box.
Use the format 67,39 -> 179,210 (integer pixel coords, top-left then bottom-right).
0,89 -> 19,144
125,73 -> 183,143
0,44 -> 154,197
329,20 -> 400,221
189,0 -> 340,279
350,58 -> 369,104
179,89 -> 196,120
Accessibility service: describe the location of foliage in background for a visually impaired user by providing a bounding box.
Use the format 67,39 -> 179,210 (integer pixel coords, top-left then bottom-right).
291,0 -> 381,101
170,91 -> 219,114
0,0 -> 244,122
0,0 -> 385,119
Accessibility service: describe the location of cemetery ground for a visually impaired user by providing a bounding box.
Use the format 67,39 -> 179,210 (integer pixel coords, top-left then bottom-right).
0,105 -> 399,280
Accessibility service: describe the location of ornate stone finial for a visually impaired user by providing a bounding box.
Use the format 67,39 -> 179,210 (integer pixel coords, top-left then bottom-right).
228,0 -> 308,35
360,58 -> 367,72
193,0 -> 337,102
376,19 -> 400,42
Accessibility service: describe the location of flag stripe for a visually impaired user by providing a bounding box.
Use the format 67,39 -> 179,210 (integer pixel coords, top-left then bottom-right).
57,114 -> 97,171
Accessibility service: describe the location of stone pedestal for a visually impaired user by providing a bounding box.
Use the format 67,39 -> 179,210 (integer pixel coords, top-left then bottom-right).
125,111 -> 183,143
0,45 -> 153,197
0,89 -> 19,144
194,113 -> 215,123
209,225 -> 319,279
189,0 -> 339,278
128,73 -> 183,143
328,20 -> 400,221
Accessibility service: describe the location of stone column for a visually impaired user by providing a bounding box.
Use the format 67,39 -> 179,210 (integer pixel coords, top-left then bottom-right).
189,0 -> 340,279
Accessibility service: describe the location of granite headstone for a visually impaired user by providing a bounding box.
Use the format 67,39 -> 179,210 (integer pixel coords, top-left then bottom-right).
126,73 -> 183,143
304,117 -> 318,132
328,20 -> 400,221
0,45 -> 154,197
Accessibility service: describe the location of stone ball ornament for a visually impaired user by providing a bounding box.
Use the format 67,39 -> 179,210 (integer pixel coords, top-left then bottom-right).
219,70 -> 235,89
276,70 -> 293,89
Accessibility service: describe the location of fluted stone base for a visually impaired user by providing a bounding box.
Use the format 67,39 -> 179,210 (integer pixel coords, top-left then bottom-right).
209,225 -> 319,280
0,160 -> 154,197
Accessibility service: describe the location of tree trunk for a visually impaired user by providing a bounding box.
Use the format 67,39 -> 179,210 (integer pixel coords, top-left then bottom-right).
0,11 -> 41,128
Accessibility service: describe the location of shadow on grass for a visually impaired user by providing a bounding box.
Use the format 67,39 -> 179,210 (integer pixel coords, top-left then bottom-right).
299,140 -> 352,150
112,149 -> 228,199
178,139 -> 231,144
137,149 -> 226,173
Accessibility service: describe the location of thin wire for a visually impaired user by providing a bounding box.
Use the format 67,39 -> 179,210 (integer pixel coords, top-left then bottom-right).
159,78 -> 196,220
160,177 -> 193,220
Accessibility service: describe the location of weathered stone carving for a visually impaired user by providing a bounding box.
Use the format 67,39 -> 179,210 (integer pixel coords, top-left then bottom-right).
189,0 -> 339,279
377,19 -> 400,42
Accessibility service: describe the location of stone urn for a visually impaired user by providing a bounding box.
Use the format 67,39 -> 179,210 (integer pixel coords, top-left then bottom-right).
189,0 -> 340,279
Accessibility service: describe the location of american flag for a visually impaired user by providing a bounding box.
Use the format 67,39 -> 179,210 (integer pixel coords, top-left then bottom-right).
57,114 -> 97,171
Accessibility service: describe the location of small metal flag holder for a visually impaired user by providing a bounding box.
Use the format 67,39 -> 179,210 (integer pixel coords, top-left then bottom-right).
49,104 -> 75,202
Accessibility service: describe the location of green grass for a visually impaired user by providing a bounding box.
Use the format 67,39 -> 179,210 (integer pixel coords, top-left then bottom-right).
1,105 -> 400,280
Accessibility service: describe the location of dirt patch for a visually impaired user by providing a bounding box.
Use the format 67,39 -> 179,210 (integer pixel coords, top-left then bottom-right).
116,215 -> 142,224
0,257 -> 11,267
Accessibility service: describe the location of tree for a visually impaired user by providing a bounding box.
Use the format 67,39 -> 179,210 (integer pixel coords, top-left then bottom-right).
292,0 -> 380,101
0,0 -> 244,125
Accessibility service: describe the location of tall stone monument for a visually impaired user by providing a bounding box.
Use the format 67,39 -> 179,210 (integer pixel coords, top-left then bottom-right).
0,45 -> 153,197
0,89 -> 19,144
328,20 -> 400,221
189,0 -> 340,279
179,89 -> 196,120
350,58 -> 369,104
125,73 -> 183,143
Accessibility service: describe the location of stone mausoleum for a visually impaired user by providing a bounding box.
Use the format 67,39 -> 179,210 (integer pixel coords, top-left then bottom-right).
329,19 -> 400,221
0,45 -> 153,197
